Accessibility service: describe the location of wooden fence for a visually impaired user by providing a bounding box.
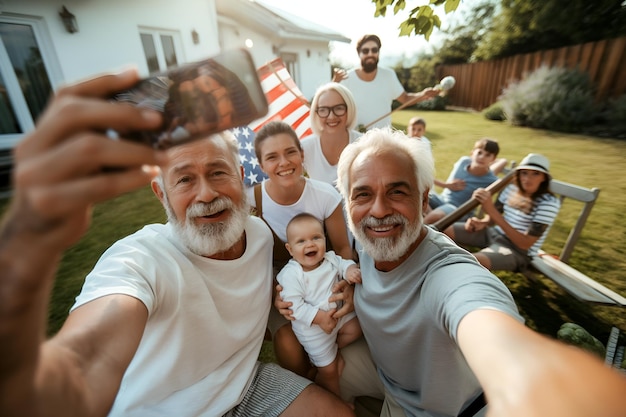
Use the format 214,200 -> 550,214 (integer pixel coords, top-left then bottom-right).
435,36 -> 626,111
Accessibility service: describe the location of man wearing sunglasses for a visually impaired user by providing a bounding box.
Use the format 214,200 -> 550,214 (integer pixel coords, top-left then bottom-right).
333,34 -> 439,130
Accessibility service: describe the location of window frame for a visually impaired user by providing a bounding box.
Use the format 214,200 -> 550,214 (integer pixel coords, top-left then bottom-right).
138,27 -> 184,74
0,13 -> 62,148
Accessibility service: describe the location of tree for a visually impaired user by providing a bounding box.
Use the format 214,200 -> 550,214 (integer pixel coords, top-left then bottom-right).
436,0 -> 496,64
392,1 -> 494,96
372,0 -> 626,62
406,58 -> 438,92
473,0 -> 626,60
372,0 -> 461,40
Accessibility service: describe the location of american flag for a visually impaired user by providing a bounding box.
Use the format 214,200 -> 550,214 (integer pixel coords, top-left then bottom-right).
232,58 -> 312,187
232,125 -> 266,186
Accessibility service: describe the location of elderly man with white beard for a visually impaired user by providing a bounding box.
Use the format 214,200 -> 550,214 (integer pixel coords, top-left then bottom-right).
0,70 -> 354,417
331,128 -> 626,417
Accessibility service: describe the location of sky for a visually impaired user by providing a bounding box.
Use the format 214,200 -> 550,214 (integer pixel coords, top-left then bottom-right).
258,0 -> 465,68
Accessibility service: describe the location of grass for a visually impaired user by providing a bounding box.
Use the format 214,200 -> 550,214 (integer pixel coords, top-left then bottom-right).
1,109 -> 625,348
394,110 -> 626,343
49,187 -> 167,332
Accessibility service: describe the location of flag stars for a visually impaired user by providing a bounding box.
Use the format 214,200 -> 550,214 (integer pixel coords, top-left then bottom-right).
230,127 -> 267,186
247,172 -> 259,184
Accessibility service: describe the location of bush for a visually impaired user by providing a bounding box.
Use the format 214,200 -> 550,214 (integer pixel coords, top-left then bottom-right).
415,95 -> 447,110
483,102 -> 506,121
582,94 -> 626,139
499,66 -> 598,133
600,94 -> 626,138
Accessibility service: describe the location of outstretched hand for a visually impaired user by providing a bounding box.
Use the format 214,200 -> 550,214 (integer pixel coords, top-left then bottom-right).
8,69 -> 166,250
420,87 -> 441,99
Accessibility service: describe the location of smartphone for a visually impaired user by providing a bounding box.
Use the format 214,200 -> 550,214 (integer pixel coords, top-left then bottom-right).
112,48 -> 268,149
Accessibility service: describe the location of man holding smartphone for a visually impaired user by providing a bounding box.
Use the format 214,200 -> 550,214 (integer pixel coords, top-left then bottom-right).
0,69 -> 354,417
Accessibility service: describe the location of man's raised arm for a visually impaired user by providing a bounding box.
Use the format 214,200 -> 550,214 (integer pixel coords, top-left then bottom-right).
0,69 -> 165,416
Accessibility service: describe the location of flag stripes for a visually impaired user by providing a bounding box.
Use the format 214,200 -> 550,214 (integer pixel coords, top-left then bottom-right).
248,58 -> 312,138
233,58 -> 312,187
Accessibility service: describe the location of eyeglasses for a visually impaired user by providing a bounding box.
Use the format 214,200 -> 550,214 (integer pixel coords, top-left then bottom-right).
315,104 -> 347,118
360,47 -> 379,55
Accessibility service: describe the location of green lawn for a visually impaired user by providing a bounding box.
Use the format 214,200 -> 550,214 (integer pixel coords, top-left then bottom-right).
393,110 -> 626,343
1,109 -> 625,346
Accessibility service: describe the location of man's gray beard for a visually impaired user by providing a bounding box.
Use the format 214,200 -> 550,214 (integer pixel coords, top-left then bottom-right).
349,211 -> 422,263
361,59 -> 378,73
164,192 -> 250,257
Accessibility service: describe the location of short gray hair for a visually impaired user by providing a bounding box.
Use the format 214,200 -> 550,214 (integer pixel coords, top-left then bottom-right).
336,127 -> 434,201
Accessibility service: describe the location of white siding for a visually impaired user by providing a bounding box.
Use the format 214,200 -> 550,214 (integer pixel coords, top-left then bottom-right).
2,0 -> 220,84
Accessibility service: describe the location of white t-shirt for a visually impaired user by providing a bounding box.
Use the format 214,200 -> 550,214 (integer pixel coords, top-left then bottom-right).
416,135 -> 432,152
341,66 -> 405,129
245,177 -> 343,242
301,129 -> 362,185
71,218 -> 273,417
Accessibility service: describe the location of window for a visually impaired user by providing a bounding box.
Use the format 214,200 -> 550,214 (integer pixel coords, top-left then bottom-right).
0,70 -> 20,134
0,15 -> 60,192
139,29 -> 181,73
0,19 -> 55,138
280,52 -> 299,85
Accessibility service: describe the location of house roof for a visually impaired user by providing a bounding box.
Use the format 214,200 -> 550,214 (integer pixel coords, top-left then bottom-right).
216,0 -> 351,44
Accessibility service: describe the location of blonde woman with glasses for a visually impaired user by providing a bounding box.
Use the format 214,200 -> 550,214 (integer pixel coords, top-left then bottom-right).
300,82 -> 361,185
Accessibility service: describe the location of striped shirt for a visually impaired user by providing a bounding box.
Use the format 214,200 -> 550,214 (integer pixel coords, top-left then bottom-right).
496,184 -> 561,256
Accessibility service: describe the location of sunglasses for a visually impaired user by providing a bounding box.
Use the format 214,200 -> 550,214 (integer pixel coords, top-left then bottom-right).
360,47 -> 379,55
315,104 -> 347,118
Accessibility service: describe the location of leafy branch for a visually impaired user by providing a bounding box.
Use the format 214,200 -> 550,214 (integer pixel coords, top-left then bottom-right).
372,0 -> 461,40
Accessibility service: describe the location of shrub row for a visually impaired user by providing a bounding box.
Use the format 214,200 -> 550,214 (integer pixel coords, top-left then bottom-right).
482,66 -> 625,139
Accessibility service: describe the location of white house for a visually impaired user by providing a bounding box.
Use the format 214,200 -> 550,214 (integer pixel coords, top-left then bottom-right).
216,0 -> 350,99
0,0 -> 350,193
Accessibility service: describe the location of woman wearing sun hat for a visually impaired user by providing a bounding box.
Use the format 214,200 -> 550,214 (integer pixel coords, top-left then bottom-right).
444,153 -> 561,271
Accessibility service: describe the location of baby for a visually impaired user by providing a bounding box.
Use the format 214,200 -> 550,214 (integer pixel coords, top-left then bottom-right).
277,213 -> 362,398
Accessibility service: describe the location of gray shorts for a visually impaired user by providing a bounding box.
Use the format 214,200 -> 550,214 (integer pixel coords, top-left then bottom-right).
339,338 -> 406,417
224,362 -> 312,417
452,224 -> 530,271
340,338 -> 488,417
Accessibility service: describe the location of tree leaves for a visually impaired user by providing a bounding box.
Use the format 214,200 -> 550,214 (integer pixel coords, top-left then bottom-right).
444,0 -> 461,14
372,0 -> 456,40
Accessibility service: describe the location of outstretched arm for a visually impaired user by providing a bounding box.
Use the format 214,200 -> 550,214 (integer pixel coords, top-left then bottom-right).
396,88 -> 440,105
0,69 -> 166,416
458,309 -> 626,417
